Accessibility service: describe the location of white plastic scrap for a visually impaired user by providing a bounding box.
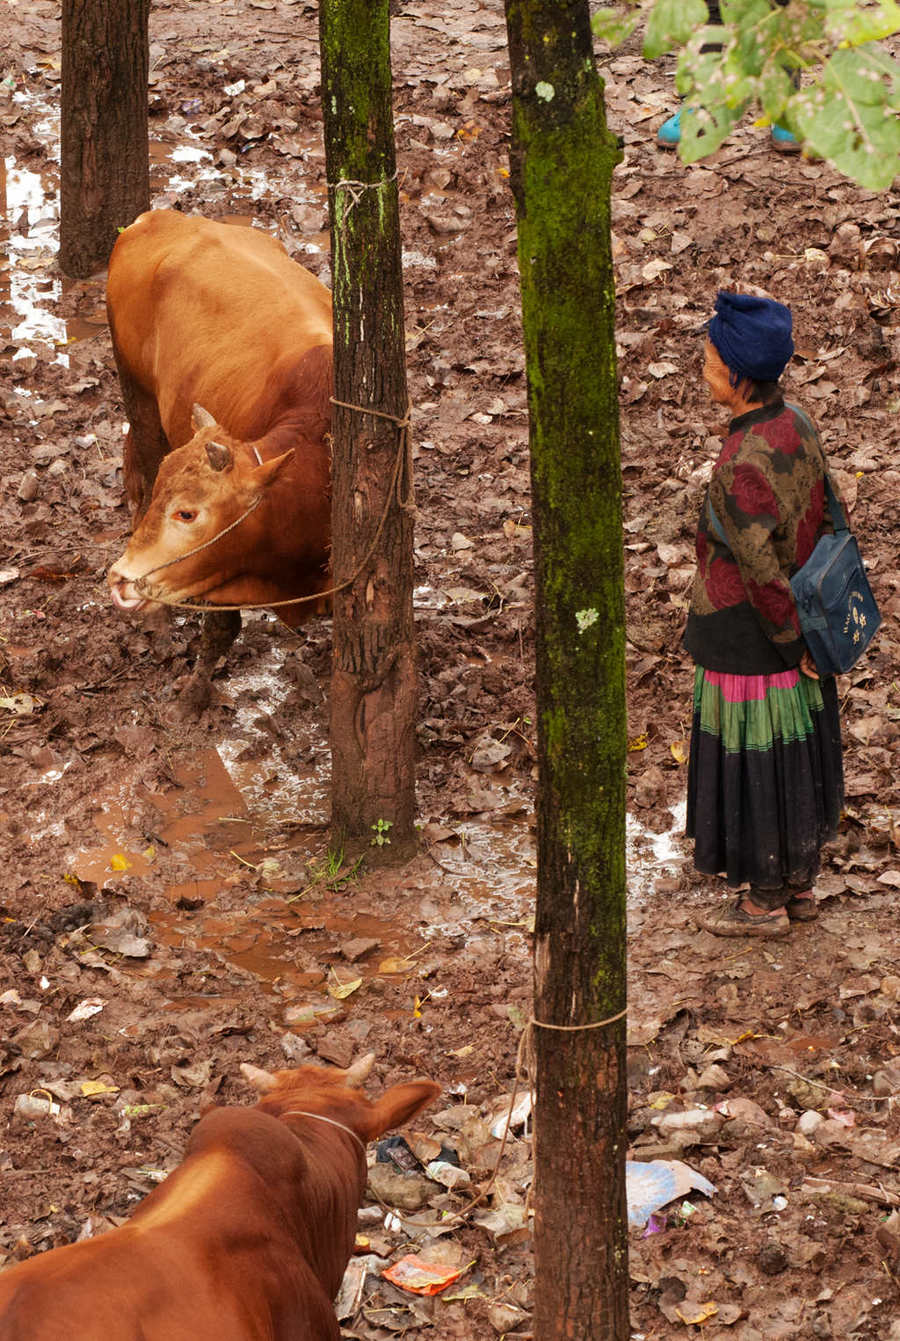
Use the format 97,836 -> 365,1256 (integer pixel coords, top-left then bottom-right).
626,1159 -> 717,1227
67,997 -> 107,1023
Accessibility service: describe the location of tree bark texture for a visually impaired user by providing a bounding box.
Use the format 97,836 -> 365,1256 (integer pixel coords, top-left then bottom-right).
60,0 -> 150,278
319,0 -> 417,856
504,3 -> 629,1337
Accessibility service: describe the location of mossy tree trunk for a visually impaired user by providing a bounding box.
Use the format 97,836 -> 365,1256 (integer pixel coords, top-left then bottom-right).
60,0 -> 149,277
503,2 -> 629,1337
319,0 -> 417,858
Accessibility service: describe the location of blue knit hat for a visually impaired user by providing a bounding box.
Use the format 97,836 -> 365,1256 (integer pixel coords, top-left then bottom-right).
708,291 -> 794,382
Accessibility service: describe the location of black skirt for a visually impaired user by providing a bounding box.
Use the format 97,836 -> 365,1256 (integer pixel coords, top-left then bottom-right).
686,666 -> 843,891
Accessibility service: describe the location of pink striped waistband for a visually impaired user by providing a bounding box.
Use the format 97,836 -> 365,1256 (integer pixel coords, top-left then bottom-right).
704,668 -> 800,703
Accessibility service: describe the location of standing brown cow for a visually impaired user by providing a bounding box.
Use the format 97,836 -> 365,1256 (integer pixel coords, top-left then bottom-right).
105,211 -> 334,691
0,1056 -> 439,1340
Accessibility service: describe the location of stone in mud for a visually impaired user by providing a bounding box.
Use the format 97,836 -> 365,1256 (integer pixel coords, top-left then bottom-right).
280,1032 -> 313,1063
340,937 -> 379,963
11,1019 -> 59,1060
17,469 -> 40,502
366,1163 -> 433,1212
757,1242 -> 788,1276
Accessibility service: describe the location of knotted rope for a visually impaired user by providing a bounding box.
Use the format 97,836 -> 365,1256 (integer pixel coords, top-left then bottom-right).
327,167 -> 400,215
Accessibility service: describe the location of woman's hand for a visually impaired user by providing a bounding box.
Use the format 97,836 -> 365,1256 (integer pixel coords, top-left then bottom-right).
799,650 -> 820,680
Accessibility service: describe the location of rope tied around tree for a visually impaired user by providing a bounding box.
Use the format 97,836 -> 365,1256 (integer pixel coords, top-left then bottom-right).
361,1004 -> 627,1234
327,167 -> 400,215
129,398 -> 413,614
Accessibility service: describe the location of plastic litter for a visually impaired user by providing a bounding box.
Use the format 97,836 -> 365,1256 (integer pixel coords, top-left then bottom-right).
626,1159 -> 717,1228
67,997 -> 106,1023
490,1090 -> 532,1138
425,1159 -> 471,1190
382,1254 -> 469,1296
376,1135 -> 423,1173
14,1093 -> 61,1120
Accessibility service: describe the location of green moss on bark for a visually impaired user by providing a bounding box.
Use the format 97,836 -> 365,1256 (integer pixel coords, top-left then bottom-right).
319,0 -> 417,850
505,2 -> 629,1336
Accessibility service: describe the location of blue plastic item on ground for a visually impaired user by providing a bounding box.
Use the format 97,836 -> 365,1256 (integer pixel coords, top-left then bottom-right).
657,109 -> 683,147
771,124 -> 800,152
626,1159 -> 717,1227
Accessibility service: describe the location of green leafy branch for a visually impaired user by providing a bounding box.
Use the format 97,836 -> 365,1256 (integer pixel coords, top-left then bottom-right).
592,0 -> 900,189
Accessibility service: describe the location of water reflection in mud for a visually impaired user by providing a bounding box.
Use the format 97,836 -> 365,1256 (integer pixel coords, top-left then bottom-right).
627,801 -> 688,902
0,154 -> 65,354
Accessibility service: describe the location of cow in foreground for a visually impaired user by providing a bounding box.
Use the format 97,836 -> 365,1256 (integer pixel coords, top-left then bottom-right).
105,210 -> 334,691
0,1056 -> 439,1341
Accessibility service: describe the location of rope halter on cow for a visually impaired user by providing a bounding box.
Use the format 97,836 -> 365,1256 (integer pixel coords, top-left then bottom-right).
134,493 -> 264,602
128,398 -> 413,614
280,1110 -> 368,1156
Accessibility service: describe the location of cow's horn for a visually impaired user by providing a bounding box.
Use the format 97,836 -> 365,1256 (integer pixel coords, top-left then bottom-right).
240,1062 -> 278,1093
206,440 -> 232,472
344,1052 -> 375,1087
192,404 -> 217,430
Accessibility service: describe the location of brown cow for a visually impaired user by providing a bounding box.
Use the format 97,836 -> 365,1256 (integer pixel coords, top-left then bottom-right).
0,1056 -> 439,1341
105,211 -> 334,685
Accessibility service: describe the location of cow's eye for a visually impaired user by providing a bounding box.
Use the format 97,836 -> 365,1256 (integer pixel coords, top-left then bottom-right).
174,509 -> 197,523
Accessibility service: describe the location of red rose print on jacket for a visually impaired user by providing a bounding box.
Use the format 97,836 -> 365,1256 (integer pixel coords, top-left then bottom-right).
795,479 -> 824,566
731,463 -> 779,519
747,579 -> 800,635
707,557 -> 746,609
757,411 -> 801,455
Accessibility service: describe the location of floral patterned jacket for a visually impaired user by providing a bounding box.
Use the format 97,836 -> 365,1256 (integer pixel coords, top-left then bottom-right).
683,398 -> 838,674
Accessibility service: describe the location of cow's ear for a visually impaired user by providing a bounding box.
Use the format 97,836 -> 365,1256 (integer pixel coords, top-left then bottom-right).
240,1062 -> 279,1093
192,404 -> 217,432
206,440 -> 233,472
365,1081 -> 441,1140
254,448 -> 295,486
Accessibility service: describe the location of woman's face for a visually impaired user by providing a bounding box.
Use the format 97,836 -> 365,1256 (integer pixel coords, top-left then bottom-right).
702,338 -> 735,406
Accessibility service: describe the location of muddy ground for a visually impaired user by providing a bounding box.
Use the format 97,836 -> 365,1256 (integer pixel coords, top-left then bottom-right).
1,2 -> 899,1338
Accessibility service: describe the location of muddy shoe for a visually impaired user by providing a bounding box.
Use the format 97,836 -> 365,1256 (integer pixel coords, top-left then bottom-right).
787,893 -> 818,922
701,900 -> 790,938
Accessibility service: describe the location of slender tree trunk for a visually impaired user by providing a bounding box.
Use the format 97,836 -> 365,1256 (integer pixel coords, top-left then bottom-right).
60,0 -> 150,278
319,0 -> 417,857
503,3 -> 629,1337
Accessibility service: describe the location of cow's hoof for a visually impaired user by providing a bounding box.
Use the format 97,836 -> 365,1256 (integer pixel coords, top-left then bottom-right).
176,672 -> 213,717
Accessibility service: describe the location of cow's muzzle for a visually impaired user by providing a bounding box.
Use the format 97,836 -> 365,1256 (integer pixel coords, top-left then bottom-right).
108,567 -> 151,613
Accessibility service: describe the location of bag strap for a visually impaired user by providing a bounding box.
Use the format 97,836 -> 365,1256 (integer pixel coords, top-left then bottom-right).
706,499 -> 729,549
706,402 -> 848,547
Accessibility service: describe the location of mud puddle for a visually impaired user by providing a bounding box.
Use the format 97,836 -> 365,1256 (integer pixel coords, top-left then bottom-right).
69,709 -> 686,1006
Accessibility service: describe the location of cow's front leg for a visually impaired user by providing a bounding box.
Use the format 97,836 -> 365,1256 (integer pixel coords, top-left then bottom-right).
177,610 -> 243,715
200,610 -> 243,667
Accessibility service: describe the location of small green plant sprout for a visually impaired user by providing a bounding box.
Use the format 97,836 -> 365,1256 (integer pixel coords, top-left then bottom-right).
286,848 -> 363,904
576,607 -> 599,634
371,818 -> 393,847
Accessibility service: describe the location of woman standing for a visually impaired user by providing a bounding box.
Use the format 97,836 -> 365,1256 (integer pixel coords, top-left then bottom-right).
685,291 -> 844,937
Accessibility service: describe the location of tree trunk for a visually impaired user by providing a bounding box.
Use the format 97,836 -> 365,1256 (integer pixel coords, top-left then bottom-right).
503,3 -> 629,1337
60,0 -> 150,278
319,0 -> 417,858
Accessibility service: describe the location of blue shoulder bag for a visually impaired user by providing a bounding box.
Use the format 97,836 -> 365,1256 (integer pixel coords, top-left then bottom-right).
707,404 -> 881,676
